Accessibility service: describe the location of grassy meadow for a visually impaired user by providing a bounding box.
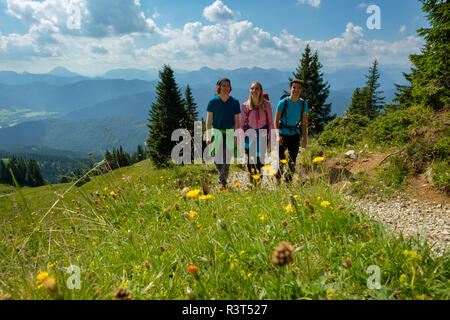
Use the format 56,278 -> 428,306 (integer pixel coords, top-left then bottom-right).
0,158 -> 448,300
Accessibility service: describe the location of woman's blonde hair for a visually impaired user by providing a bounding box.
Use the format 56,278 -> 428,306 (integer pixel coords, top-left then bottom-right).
247,81 -> 265,111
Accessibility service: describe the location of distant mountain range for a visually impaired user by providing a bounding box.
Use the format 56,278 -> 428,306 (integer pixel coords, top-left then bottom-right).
0,65 -> 409,154
0,115 -> 147,154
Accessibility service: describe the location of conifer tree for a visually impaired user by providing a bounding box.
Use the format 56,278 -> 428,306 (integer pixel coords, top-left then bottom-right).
184,85 -> 199,133
347,87 -> 370,116
132,144 -> 146,163
147,65 -> 187,168
0,160 -> 8,184
291,44 -> 335,135
26,159 -> 44,187
104,150 -> 114,169
409,0 -> 449,109
388,72 -> 414,111
364,60 -> 385,119
346,61 -> 384,119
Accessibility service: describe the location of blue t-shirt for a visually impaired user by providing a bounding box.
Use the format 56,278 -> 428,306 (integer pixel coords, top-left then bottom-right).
207,96 -> 241,130
276,97 -> 309,136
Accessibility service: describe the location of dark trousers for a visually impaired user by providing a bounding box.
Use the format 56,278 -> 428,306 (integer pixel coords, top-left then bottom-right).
213,133 -> 233,188
276,134 -> 300,182
245,149 -> 264,179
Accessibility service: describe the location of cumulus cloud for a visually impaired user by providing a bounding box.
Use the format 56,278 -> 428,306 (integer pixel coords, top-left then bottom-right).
400,25 -> 406,34
6,0 -> 157,38
297,0 -> 321,8
0,0 -> 423,72
90,45 -> 108,55
203,0 -> 235,23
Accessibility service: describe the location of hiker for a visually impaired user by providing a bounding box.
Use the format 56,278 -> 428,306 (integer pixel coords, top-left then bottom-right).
274,79 -> 309,183
206,78 -> 241,190
240,82 -> 273,184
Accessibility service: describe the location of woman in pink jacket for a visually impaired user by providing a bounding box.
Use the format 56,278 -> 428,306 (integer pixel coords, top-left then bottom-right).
240,81 -> 274,183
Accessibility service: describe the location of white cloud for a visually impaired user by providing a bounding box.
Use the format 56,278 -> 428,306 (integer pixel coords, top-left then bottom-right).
297,0 -> 321,8
6,0 -> 157,39
0,0 -> 422,73
400,25 -> 406,34
203,0 -> 235,23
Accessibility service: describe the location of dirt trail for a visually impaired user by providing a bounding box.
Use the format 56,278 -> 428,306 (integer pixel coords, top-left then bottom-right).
228,151 -> 449,254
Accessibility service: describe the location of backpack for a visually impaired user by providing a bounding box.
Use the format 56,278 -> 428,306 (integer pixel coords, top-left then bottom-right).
279,94 -> 305,134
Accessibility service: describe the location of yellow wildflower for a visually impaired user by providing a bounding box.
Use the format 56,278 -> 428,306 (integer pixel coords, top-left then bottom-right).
186,189 -> 201,199
110,191 -> 115,196
103,187 -> 108,191
199,194 -> 214,200
259,215 -> 265,222
399,274 -> 407,282
320,201 -> 331,208
317,196 -> 321,200
312,156 -> 325,163
326,289 -> 334,300
252,175 -> 261,181
36,272 -> 49,282
42,277 -> 57,291
285,204 -> 294,213
416,295 -> 426,300
196,224 -> 201,229
280,159 -> 287,164
262,164 -> 272,170
188,210 -> 197,219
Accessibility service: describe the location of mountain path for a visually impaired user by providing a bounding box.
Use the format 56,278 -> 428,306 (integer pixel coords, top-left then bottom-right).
228,151 -> 449,255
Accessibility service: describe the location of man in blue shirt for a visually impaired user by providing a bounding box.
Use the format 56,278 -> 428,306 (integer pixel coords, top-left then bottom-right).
274,79 -> 309,183
206,78 -> 241,189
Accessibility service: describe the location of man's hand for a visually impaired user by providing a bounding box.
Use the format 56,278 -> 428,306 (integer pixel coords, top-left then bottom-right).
278,135 -> 284,146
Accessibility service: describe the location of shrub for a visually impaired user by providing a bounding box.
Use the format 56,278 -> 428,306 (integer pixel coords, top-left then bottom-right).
317,114 -> 370,148
431,161 -> 450,194
368,106 -> 430,146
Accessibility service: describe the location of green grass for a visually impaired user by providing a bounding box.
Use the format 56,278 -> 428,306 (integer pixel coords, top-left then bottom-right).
0,159 -> 448,300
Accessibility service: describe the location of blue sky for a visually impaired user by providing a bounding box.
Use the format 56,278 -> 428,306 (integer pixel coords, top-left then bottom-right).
0,0 -> 428,76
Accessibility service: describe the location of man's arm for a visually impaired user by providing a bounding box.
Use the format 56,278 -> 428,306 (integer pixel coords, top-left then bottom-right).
301,113 -> 308,148
274,110 -> 283,145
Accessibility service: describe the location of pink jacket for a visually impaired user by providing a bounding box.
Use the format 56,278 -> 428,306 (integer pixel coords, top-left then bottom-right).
240,100 -> 274,133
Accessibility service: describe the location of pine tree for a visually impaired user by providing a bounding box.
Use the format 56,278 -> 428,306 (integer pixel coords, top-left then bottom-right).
132,144 -> 146,163
184,85 -> 199,133
0,160 -> 8,184
291,45 -> 336,135
347,87 -> 370,116
147,65 -> 187,168
26,159 -> 44,187
364,60 -> 385,119
409,0 -> 449,110
104,150 -> 114,170
388,72 -> 415,111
